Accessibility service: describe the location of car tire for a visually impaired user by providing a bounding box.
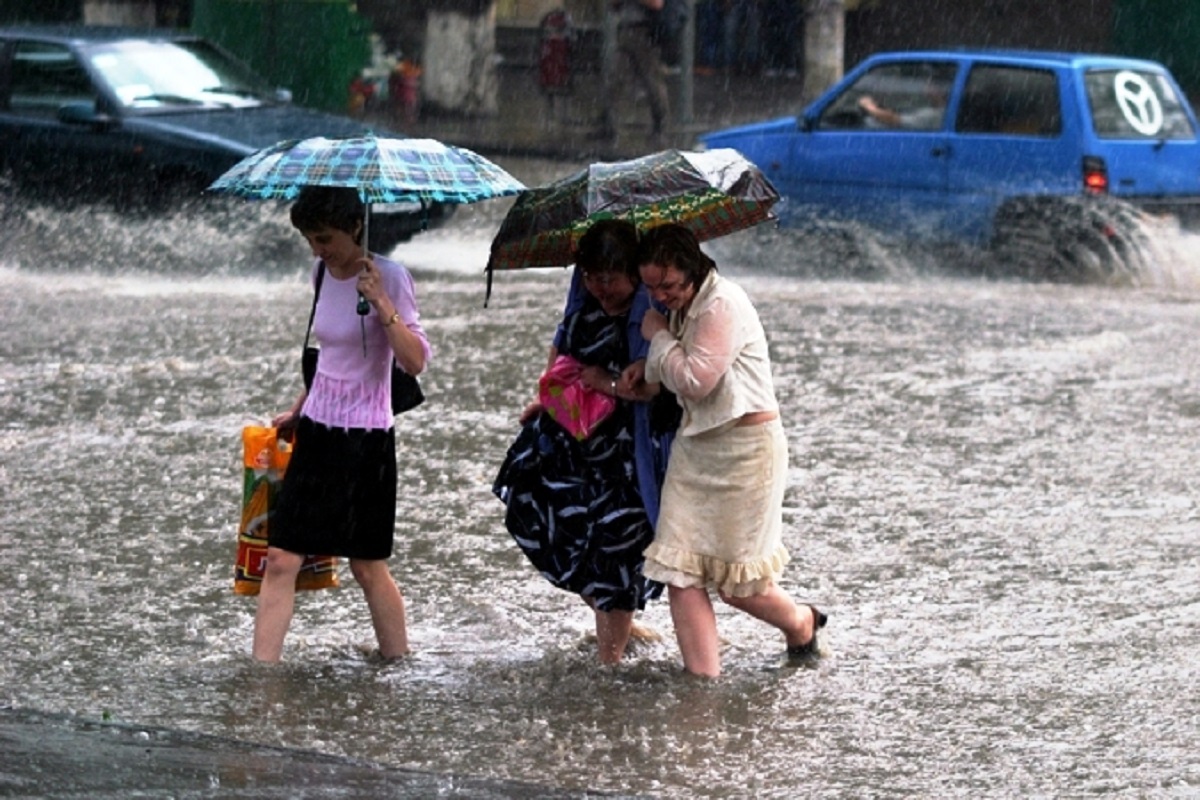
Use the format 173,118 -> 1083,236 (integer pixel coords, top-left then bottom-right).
989,195 -> 1150,284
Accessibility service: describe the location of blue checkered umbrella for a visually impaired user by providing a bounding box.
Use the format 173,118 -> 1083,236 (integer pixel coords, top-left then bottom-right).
206,134 -> 525,204
209,134 -> 524,351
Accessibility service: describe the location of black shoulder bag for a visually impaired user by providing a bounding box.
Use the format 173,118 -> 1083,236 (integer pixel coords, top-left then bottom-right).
302,262 -> 425,415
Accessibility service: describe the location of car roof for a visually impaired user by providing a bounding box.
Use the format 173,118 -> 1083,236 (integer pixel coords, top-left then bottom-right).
0,24 -> 196,46
864,48 -> 1169,73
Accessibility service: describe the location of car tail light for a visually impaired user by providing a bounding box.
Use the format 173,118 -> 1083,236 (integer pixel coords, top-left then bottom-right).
1082,156 -> 1108,194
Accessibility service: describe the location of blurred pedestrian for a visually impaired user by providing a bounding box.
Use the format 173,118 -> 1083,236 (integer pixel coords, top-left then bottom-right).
252,186 -> 429,663
597,0 -> 670,144
636,224 -> 825,678
722,0 -> 762,75
762,0 -> 799,76
538,8 -> 574,126
694,0 -> 724,72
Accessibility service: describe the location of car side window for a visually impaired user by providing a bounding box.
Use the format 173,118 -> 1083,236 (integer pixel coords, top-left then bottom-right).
1085,69 -> 1195,140
818,61 -> 957,132
9,42 -> 95,113
956,65 -> 1062,137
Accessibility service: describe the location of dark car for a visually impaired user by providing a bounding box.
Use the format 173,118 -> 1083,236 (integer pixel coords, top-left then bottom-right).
699,49 -> 1200,278
0,24 -> 452,251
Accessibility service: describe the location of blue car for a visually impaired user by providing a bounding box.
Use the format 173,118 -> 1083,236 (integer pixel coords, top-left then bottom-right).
0,25 -> 452,251
699,49 -> 1200,277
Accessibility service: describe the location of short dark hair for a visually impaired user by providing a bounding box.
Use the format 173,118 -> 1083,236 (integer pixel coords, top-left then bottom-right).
289,186 -> 365,241
636,224 -> 716,287
575,218 -> 640,281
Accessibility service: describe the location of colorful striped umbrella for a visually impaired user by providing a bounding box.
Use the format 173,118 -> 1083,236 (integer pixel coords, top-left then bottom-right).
486,148 -> 779,277
207,134 -> 525,205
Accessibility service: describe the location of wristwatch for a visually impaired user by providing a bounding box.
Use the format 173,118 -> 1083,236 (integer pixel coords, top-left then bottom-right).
382,312 -> 401,327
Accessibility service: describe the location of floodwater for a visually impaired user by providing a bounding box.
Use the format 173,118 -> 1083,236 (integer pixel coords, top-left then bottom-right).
2,159 -> 1199,798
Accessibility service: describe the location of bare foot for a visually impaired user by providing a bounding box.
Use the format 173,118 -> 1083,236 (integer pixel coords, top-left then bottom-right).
629,621 -> 662,642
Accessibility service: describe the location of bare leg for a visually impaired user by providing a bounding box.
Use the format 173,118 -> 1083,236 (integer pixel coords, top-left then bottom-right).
582,595 -> 638,663
593,606 -> 636,664
668,585 -> 721,678
253,547 -> 305,662
719,583 -> 815,649
350,559 -> 409,659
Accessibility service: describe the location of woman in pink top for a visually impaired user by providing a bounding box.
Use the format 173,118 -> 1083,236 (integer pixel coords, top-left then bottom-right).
252,186 -> 430,662
635,224 -> 825,678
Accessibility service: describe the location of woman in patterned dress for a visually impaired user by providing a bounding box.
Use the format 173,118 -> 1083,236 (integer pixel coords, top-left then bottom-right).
493,219 -> 674,664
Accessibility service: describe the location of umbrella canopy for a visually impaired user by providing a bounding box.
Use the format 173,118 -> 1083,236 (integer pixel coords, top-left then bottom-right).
486,148 -> 780,274
207,133 -> 525,344
207,134 -> 525,205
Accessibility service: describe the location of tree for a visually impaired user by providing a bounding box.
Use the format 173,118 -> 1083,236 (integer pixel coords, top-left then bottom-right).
802,0 -> 845,103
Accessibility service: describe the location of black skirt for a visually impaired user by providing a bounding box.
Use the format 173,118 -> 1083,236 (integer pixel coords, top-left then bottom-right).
270,417 -> 397,560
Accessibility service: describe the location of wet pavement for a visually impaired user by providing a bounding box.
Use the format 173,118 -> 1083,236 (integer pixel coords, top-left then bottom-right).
0,707 -> 627,799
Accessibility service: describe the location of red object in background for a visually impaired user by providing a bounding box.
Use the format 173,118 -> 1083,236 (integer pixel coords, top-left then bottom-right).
349,77 -> 375,101
348,76 -> 376,115
389,61 -> 422,123
538,9 -> 572,92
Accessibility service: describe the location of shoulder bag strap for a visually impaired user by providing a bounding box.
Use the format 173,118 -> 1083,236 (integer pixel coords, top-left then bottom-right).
302,261 -> 326,351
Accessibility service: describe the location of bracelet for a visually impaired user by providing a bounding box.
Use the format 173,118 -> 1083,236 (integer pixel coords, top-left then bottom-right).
382,312 -> 401,327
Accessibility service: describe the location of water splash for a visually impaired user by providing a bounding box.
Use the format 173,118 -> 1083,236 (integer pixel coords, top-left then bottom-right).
1133,213 -> 1200,290
0,190 -> 305,277
9,159 -> 1200,292
708,195 -> 1200,290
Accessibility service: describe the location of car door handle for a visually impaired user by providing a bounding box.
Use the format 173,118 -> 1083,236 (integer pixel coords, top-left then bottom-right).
930,145 -> 951,158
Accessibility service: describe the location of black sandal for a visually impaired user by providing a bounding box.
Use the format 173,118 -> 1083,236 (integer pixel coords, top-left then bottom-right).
785,605 -> 828,660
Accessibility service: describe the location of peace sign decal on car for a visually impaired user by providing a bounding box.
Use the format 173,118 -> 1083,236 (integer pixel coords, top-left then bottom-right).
1113,70 -> 1164,136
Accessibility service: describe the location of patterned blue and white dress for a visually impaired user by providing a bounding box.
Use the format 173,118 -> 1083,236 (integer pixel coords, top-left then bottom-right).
492,296 -> 667,613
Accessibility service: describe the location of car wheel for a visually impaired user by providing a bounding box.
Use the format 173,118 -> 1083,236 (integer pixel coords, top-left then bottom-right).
989,195 -> 1150,284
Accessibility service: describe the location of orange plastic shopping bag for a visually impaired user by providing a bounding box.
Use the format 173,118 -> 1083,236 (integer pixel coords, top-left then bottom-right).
233,425 -> 339,595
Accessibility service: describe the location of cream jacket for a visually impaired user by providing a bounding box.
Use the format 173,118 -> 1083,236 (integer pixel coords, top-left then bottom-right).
645,272 -> 778,437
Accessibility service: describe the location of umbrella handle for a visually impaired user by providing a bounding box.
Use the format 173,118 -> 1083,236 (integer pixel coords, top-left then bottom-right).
358,201 -> 371,316
357,290 -> 368,357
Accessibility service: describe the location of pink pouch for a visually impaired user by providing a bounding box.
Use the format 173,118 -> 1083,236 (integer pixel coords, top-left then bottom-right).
538,355 -> 617,440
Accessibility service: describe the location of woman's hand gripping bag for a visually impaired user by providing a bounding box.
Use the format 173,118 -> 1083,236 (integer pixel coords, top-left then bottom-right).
233,426 -> 339,595
537,355 -> 617,441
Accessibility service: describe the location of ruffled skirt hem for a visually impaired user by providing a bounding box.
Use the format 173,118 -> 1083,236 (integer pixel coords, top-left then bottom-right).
643,541 -> 791,597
